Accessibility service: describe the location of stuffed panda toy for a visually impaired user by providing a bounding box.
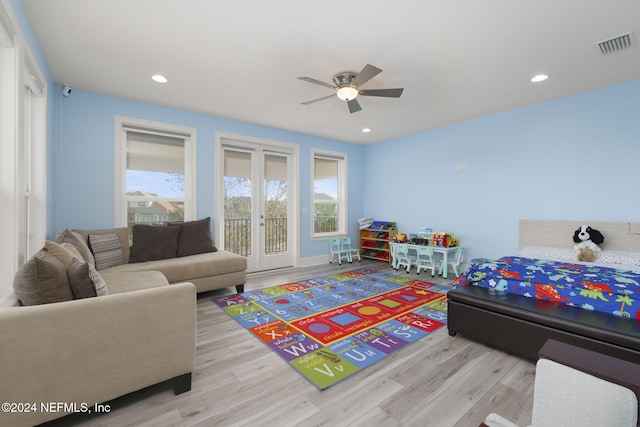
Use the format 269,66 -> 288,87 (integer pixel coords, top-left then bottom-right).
573,225 -> 604,262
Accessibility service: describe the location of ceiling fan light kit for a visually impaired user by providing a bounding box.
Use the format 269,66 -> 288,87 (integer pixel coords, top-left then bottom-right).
299,64 -> 404,113
336,86 -> 359,101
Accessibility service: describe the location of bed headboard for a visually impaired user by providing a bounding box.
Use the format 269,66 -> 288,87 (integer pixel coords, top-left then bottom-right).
520,220 -> 640,252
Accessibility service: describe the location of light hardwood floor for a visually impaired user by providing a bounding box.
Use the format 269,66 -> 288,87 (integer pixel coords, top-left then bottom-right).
44,260 -> 536,427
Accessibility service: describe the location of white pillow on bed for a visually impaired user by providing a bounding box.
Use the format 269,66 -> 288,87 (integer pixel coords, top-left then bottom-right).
519,246 -> 640,270
598,250 -> 640,266
518,246 -> 576,260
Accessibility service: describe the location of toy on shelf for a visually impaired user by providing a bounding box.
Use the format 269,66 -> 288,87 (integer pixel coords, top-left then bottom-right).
430,231 -> 459,247
369,221 -> 395,230
417,227 -> 433,245
393,233 -> 408,243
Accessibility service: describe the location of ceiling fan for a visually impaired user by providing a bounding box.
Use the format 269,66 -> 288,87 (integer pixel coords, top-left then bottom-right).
298,64 -> 404,113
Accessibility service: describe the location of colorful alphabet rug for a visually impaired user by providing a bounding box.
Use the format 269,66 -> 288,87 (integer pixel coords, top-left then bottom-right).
212,268 -> 449,390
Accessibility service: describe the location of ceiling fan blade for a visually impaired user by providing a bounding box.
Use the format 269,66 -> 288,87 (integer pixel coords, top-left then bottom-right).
301,94 -> 335,105
352,64 -> 382,88
359,88 -> 404,98
297,76 -> 336,90
347,99 -> 362,114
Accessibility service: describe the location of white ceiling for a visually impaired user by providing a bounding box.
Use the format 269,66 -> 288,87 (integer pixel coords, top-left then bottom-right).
23,0 -> 640,144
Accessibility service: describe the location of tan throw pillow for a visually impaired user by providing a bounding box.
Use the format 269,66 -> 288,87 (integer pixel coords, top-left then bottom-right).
44,240 -> 83,269
129,224 -> 180,263
13,250 -> 74,305
61,243 -> 84,262
89,233 -> 124,270
67,258 -> 96,299
169,217 -> 218,257
55,229 -> 95,265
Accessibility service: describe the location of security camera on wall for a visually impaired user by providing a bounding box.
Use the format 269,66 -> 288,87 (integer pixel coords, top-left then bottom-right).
62,85 -> 72,97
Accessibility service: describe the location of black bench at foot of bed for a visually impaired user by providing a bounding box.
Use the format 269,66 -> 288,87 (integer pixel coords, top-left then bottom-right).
447,286 -> 640,364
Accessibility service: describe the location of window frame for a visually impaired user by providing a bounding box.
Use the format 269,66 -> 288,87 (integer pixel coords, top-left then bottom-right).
311,148 -> 347,239
113,116 -> 197,227
0,0 -> 47,300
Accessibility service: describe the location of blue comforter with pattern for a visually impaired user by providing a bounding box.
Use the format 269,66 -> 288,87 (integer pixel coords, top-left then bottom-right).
453,256 -> 640,320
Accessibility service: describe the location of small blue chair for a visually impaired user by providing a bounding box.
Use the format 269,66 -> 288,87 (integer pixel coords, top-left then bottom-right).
341,237 -> 361,263
394,244 -> 416,272
437,246 -> 465,277
329,238 -> 350,265
416,245 -> 437,276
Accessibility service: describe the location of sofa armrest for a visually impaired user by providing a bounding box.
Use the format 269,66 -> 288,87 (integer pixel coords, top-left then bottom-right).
0,282 -> 196,427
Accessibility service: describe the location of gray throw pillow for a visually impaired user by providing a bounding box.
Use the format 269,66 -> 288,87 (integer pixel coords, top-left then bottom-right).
129,224 -> 180,263
67,258 -> 97,299
89,232 -> 124,270
13,250 -> 74,305
170,217 -> 218,257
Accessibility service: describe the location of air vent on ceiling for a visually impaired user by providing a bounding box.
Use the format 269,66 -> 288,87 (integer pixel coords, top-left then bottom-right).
598,32 -> 636,55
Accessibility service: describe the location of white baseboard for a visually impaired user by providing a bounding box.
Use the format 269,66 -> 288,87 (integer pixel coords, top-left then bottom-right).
298,254 -> 330,268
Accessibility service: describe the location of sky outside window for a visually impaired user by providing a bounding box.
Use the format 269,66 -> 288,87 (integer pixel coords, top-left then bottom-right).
126,170 -> 184,197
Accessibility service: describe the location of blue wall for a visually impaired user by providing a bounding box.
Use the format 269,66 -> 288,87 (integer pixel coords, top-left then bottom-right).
363,79 -> 640,262
53,89 -> 365,259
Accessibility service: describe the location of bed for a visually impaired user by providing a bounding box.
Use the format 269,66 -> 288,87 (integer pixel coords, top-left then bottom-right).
447,220 -> 640,364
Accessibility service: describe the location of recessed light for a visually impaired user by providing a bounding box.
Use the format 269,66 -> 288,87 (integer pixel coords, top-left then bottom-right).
362,128 -> 371,133
152,74 -> 168,83
531,74 -> 549,83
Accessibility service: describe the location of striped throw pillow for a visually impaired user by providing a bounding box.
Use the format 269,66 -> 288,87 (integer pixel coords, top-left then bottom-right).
89,233 -> 124,270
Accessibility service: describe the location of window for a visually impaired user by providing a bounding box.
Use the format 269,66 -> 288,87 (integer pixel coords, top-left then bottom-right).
312,149 -> 347,237
114,117 -> 197,227
19,54 -> 47,265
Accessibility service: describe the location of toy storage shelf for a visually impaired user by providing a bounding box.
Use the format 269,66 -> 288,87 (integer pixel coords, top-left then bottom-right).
359,221 -> 397,264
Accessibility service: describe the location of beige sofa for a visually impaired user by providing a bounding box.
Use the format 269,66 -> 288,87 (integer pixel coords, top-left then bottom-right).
0,271 -> 196,427
0,221 -> 247,426
71,224 -> 247,294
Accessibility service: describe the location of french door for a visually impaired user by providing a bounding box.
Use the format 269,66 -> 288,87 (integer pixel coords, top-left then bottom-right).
217,136 -> 297,272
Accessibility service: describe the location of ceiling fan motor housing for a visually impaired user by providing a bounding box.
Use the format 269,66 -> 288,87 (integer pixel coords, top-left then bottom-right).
333,72 -> 358,87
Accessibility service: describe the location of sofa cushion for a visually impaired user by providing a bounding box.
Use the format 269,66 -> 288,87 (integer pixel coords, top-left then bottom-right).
55,229 -> 95,265
129,224 -> 180,263
89,232 -> 124,270
13,250 -> 74,305
74,227 -> 131,264
105,250 -> 246,283
99,270 -> 170,294
44,240 -> 84,268
170,217 -> 217,257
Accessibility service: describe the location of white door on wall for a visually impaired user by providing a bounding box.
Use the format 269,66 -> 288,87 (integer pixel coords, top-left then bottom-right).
217,135 -> 298,272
